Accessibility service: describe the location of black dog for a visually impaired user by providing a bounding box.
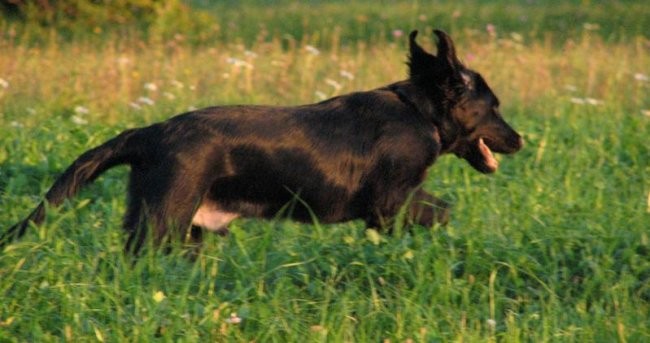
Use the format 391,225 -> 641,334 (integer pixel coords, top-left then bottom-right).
1,30 -> 522,254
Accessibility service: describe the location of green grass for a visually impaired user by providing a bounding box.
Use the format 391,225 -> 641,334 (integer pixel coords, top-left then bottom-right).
1,1 -> 649,341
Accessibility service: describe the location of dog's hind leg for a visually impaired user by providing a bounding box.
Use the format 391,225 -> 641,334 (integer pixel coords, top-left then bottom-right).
123,192 -> 147,255
122,167 -> 203,255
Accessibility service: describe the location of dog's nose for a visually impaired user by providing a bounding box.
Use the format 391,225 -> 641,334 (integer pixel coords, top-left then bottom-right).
516,135 -> 524,149
506,134 -> 524,152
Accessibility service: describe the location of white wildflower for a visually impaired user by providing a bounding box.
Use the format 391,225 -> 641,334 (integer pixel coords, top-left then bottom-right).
137,96 -> 155,106
325,78 -> 342,91
116,56 -> 131,66
634,73 -> 649,82
0,78 -> 8,89
486,319 -> 497,328
74,106 -> 89,115
225,313 -> 242,324
71,115 -> 88,125
10,121 -> 23,128
187,105 -> 197,111
642,110 -> 650,117
486,24 -> 497,36
171,80 -> 184,89
244,50 -> 258,58
226,57 -> 252,68
377,276 -> 386,286
570,97 -> 586,105
340,70 -> 355,80
144,82 -> 158,91
583,22 -> 600,31
305,45 -> 320,56
585,98 -> 603,106
226,57 -> 241,64
570,97 -> 603,106
163,92 -> 175,100
510,32 -> 523,42
129,102 -> 142,110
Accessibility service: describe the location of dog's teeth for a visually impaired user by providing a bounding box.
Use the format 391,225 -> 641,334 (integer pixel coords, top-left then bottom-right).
478,138 -> 499,171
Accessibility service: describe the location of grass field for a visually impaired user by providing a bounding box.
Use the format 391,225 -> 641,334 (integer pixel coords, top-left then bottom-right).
1,1 -> 649,341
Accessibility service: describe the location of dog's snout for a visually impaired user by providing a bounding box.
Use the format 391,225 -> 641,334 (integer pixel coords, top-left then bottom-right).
498,132 -> 524,154
514,135 -> 524,150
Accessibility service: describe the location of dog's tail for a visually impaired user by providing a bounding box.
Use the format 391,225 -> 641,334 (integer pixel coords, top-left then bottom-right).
1,128 -> 141,248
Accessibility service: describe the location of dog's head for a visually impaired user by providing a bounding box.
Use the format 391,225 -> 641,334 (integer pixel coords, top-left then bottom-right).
408,30 -> 523,173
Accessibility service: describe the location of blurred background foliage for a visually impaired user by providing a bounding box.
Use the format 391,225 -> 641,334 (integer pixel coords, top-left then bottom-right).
1,0 -> 649,46
0,0 -> 214,43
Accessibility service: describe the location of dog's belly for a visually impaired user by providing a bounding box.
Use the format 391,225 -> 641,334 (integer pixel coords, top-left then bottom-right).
191,201 -> 239,233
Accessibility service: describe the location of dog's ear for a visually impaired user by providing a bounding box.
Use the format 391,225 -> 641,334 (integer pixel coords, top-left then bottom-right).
408,30 -> 439,86
409,30 -> 434,65
433,29 -> 462,72
408,30 -> 464,87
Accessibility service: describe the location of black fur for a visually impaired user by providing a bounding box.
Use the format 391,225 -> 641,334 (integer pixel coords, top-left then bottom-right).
1,30 -> 522,254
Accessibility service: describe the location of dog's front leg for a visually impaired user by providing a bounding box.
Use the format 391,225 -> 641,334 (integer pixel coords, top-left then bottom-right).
364,184 -> 418,232
406,189 -> 450,227
365,187 -> 450,234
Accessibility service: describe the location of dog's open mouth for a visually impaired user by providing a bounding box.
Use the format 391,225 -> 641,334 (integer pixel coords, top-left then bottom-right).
462,137 -> 499,174
478,137 -> 499,172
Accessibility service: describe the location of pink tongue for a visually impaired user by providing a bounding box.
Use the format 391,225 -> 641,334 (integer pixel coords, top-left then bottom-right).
478,138 -> 499,171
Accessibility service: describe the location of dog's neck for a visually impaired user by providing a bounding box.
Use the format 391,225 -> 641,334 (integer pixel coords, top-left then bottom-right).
385,81 -> 459,154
